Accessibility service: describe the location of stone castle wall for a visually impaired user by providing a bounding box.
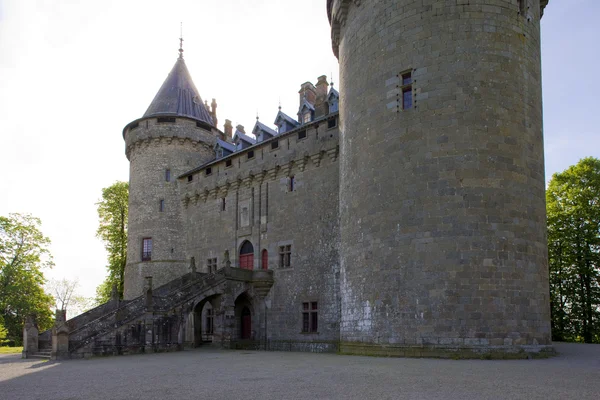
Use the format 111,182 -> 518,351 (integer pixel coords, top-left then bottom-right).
331,0 -> 551,352
180,114 -> 341,344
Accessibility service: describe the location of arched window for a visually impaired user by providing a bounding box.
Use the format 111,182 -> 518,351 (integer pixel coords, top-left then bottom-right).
261,249 -> 268,270
239,241 -> 254,270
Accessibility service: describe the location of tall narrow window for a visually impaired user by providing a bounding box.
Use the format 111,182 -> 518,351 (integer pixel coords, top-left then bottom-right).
159,199 -> 165,212
518,0 -> 526,15
142,238 -> 152,261
165,169 -> 171,182
279,245 -> 291,268
302,302 -> 318,333
401,71 -> 413,110
221,197 -> 226,211
289,176 -> 295,192
261,249 -> 268,270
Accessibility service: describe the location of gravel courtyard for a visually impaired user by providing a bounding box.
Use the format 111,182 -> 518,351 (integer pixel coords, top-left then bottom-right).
1,342 -> 598,400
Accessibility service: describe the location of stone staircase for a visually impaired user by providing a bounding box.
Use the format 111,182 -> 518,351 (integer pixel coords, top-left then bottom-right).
25,266 -> 274,359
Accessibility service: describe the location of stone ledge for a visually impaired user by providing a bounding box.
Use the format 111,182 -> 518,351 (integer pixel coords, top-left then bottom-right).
339,342 -> 556,359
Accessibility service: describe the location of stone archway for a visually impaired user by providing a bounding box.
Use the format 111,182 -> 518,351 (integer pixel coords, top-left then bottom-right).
234,292 -> 254,341
192,296 -> 218,346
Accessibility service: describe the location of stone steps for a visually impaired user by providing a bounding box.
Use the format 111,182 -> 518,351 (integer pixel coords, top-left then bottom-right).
29,350 -> 51,359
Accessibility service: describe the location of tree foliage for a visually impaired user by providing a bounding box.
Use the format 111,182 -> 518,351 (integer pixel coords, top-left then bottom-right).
96,181 -> 128,303
47,277 -> 91,319
547,157 -> 600,343
0,213 -> 54,345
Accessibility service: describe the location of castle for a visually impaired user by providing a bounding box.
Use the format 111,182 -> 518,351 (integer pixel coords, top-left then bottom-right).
25,0 -> 554,359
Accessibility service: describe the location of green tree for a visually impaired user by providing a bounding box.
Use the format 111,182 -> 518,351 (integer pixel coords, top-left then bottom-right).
0,213 -> 54,345
547,157 -> 600,343
96,181 -> 128,303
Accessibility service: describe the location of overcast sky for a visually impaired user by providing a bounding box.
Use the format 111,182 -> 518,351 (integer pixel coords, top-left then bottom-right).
0,0 -> 598,300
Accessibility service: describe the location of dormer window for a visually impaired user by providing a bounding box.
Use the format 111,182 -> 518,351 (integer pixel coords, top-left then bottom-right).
303,113 -> 311,124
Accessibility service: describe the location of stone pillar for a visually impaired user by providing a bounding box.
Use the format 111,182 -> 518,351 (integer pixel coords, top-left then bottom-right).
144,276 -> 153,311
22,315 -> 38,359
51,309 -> 69,360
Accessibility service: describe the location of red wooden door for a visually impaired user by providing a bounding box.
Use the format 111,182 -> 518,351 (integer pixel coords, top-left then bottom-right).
261,249 -> 268,269
239,254 -> 253,270
241,307 -> 251,339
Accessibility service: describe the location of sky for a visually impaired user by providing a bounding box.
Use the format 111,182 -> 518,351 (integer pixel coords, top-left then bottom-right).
0,0 -> 598,301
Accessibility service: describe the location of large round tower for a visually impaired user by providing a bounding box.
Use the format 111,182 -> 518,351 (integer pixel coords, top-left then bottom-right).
329,0 -> 552,356
122,49 -> 220,299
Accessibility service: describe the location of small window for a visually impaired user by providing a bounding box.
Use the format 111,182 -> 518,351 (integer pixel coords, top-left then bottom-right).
207,257 -> 218,274
157,117 -> 176,123
221,197 -> 226,211
279,245 -> 291,268
142,238 -> 152,261
261,249 -> 268,270
289,176 -> 295,192
248,150 -> 254,159
298,130 -> 307,140
206,167 -> 212,176
226,159 -> 232,167
187,175 -> 193,182
303,112 -> 311,123
400,71 -> 413,110
302,302 -> 318,333
327,118 -> 336,129
271,141 -> 279,150
165,169 -> 171,182
159,199 -> 165,212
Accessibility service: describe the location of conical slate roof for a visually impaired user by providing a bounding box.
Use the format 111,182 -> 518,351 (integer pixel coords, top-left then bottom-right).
143,57 -> 214,126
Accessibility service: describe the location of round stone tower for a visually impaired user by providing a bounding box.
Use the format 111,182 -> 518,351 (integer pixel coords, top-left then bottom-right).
329,0 -> 552,356
122,50 -> 220,299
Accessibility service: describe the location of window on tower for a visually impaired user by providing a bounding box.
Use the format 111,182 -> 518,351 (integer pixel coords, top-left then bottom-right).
400,71 -> 413,110
142,238 -> 152,261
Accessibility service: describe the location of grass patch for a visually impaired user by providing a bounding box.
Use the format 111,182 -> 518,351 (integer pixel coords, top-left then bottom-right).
0,346 -> 23,354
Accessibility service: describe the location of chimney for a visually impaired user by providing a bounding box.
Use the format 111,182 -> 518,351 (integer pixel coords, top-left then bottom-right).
211,98 -> 218,127
315,75 -> 329,118
298,82 -> 317,107
224,119 -> 233,138
236,124 -> 246,134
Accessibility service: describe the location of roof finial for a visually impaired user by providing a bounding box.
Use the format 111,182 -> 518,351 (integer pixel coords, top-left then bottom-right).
256,110 -> 259,121
278,98 -> 282,111
178,22 -> 184,59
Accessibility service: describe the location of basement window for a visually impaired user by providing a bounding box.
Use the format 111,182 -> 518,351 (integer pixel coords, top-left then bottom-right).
271,141 -> 279,150
157,117 -> 176,123
248,150 -> 254,159
298,130 -> 307,140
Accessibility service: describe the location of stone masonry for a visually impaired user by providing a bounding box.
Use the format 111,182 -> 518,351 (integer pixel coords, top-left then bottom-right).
26,1 -> 553,359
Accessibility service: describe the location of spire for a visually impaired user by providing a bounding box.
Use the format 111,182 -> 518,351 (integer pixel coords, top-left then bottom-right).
178,22 -> 184,59
143,42 -> 214,126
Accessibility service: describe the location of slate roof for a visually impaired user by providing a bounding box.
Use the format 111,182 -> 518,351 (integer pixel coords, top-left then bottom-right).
233,130 -> 256,145
143,57 -> 214,126
253,120 -> 278,137
328,86 -> 339,99
274,110 -> 299,127
216,138 -> 235,153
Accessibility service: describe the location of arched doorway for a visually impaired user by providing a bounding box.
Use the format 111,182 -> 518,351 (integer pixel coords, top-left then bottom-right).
239,241 -> 254,270
261,249 -> 268,269
241,307 -> 252,339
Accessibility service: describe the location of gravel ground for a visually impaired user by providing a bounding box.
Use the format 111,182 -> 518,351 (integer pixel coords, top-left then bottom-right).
0,342 -> 598,400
